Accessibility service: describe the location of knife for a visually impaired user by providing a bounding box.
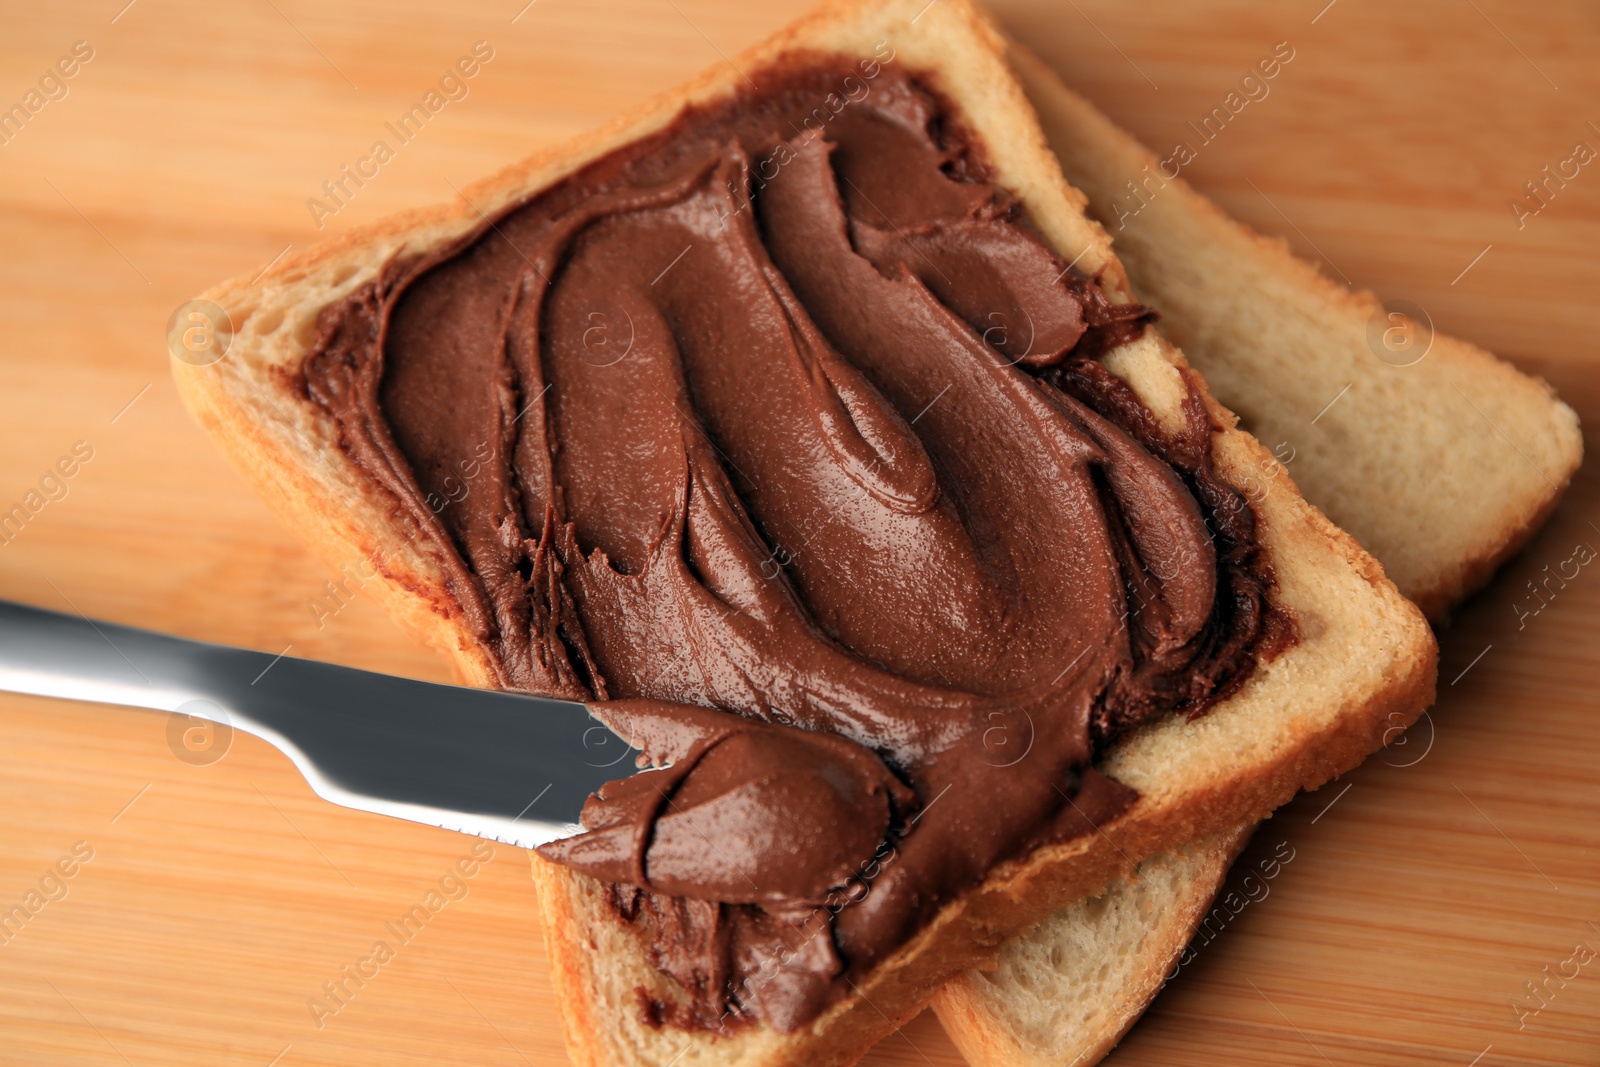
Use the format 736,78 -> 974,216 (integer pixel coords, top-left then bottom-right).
0,599 -> 640,849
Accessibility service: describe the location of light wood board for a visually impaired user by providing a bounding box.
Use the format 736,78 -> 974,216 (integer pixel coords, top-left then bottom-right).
0,1 -> 1595,1064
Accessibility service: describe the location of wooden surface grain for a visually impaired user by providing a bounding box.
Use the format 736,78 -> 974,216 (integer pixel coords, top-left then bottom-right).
0,1 -> 1595,1064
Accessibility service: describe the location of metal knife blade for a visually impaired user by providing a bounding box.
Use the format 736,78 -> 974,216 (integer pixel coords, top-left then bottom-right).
0,599 -> 640,848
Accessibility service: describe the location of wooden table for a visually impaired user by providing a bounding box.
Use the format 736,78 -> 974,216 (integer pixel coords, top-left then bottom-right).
1,1 -> 1594,1063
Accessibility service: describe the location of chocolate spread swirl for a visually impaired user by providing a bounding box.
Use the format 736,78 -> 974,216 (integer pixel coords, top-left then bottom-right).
300,56 -> 1281,1032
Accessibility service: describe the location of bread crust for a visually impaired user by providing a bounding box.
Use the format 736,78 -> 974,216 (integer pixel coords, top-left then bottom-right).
172,2 -> 1438,1065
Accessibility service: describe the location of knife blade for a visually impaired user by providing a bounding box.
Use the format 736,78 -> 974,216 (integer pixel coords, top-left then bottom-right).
0,599 -> 640,848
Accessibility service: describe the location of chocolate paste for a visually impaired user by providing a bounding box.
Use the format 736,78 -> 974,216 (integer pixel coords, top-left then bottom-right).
302,55 -> 1281,1032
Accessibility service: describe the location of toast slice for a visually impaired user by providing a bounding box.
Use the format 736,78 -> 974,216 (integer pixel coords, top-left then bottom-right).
930,46 -> 1583,1067
170,1 -> 1437,1064
934,825 -> 1252,1067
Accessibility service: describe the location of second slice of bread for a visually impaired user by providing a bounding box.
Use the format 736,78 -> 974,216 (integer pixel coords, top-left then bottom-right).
933,825 -> 1252,1067
930,45 -> 1582,1067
